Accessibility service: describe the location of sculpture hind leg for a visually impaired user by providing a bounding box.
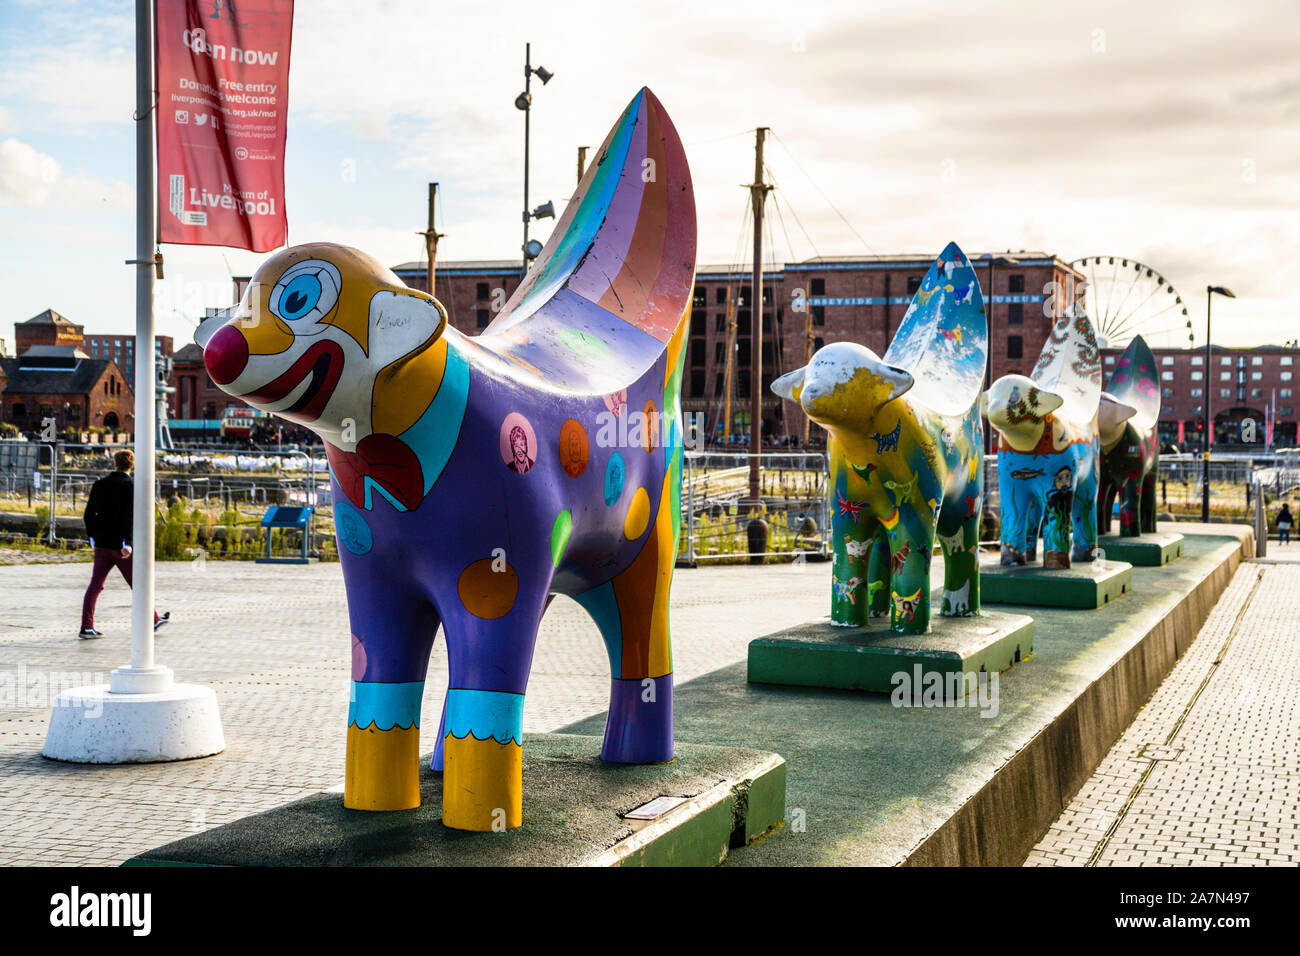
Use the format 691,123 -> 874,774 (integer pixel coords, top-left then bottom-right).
938,500 -> 979,617
1141,472 -> 1158,533
574,482 -> 676,764
1072,468 -> 1099,562
344,586 -> 441,812
436,565 -> 551,832
1118,475 -> 1141,537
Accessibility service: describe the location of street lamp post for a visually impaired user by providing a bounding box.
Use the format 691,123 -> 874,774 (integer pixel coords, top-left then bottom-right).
516,43 -> 555,271
1202,284 -> 1236,522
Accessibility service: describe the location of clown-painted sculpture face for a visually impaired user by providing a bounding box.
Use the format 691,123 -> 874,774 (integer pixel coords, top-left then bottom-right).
195,243 -> 448,449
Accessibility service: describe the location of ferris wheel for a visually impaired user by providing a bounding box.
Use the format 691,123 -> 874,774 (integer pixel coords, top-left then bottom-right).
1068,256 -> 1193,350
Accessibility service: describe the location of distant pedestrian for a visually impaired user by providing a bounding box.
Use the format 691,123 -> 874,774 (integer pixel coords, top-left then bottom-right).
79,450 -> 168,638
1278,503 -> 1293,546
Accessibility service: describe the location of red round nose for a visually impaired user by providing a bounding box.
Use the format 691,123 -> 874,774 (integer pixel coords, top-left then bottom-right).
204,325 -> 249,386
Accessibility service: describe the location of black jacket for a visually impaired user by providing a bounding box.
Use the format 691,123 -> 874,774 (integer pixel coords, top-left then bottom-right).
84,470 -> 134,549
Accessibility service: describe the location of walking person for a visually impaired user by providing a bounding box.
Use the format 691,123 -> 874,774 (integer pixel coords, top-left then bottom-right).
1278,502 -> 1293,546
79,450 -> 169,638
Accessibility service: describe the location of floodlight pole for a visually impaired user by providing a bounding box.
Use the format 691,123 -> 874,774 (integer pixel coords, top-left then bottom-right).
1201,284 -> 1236,523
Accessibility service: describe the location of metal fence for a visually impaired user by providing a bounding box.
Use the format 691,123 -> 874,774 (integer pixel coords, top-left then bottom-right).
679,450 -> 830,563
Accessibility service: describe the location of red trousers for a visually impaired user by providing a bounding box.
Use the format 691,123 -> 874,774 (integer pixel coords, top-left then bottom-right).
81,547 -> 158,631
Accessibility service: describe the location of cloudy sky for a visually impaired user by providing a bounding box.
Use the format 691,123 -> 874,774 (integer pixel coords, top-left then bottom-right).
1,0 -> 1296,349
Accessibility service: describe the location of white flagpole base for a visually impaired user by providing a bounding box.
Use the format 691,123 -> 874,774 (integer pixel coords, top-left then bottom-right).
42,681 -> 224,764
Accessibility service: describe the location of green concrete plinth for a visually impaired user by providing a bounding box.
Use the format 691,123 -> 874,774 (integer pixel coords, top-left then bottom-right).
979,554 -> 1133,608
747,610 -> 1034,693
1097,532 -> 1184,567
124,734 -> 785,868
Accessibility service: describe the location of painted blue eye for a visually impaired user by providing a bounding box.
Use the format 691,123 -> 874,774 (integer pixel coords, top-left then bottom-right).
279,273 -> 322,320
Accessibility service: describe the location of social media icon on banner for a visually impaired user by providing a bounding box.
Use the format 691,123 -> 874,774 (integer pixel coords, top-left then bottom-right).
195,113 -> 209,126
174,110 -> 189,125
235,146 -> 249,160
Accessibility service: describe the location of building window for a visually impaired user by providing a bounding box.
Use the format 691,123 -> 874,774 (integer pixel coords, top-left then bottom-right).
714,342 -> 724,363
1220,389 -> 1231,398
810,277 -> 825,296
1282,407 -> 1294,416
814,337 -> 825,351
1220,372 -> 1231,381
907,276 -> 922,294
691,339 -> 705,366
1191,356 -> 1203,365
1161,387 -> 1174,397
1191,371 -> 1202,380
1252,356 -> 1263,365
1008,274 -> 1025,293
1282,372 -> 1294,382
1281,356 -> 1293,366
812,306 -> 825,327
1007,303 -> 1023,325
12,403 -> 25,418
715,288 -> 726,304
68,404 -> 80,421
713,375 -> 724,397
1221,357 -> 1232,366
1104,356 -> 1115,365
1282,389 -> 1293,398
1191,388 -> 1203,397
715,315 -> 725,333
690,311 -> 705,337
690,369 -> 705,396
1161,356 -> 1174,366
1251,388 -> 1263,398
476,309 -> 490,329
1161,371 -> 1173,381
693,288 -> 706,308
40,404 -> 53,418
476,282 -> 489,300
1252,371 -> 1263,381
1007,336 -> 1023,359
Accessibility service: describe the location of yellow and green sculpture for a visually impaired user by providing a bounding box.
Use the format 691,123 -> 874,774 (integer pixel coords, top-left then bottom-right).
771,242 -> 988,635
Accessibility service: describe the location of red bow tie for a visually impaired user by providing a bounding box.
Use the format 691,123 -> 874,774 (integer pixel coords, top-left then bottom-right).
327,434 -> 424,512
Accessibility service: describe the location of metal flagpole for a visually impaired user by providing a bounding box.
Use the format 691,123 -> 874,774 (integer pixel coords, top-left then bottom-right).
111,0 -> 168,694
43,0 -> 222,764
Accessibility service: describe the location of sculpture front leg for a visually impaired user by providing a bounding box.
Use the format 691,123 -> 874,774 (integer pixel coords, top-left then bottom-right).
344,589 -> 440,812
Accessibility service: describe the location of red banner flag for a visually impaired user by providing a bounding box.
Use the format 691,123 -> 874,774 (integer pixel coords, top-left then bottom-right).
155,0 -> 293,252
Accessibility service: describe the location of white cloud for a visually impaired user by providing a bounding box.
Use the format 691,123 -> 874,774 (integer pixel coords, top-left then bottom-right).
0,137 -> 132,209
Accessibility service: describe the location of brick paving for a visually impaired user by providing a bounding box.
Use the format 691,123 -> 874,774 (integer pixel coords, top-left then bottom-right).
1026,557 -> 1300,867
0,556 -> 830,866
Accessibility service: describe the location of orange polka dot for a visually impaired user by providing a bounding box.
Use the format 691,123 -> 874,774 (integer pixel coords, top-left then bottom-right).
559,419 -> 589,478
457,557 -> 519,619
642,400 -> 659,453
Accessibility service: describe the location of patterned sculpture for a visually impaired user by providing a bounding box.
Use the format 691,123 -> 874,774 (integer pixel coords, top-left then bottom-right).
195,89 -> 695,831
1097,335 -> 1159,537
985,310 -> 1102,568
771,242 -> 987,635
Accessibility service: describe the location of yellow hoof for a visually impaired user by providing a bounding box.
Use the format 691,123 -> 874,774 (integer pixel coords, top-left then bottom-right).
344,723 -> 421,811
441,734 -> 523,831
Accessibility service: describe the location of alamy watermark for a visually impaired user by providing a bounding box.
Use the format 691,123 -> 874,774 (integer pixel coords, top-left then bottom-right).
890,666 -> 999,718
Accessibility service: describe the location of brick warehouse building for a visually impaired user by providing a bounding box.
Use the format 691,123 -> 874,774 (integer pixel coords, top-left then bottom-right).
231,256 -> 1299,450
1111,344 -> 1299,450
